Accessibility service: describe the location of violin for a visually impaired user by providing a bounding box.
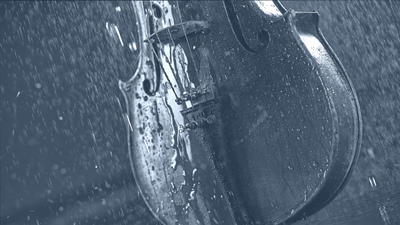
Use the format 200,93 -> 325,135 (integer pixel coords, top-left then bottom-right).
119,1 -> 362,224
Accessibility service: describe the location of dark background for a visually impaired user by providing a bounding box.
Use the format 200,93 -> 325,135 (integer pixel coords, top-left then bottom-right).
1,1 -> 399,225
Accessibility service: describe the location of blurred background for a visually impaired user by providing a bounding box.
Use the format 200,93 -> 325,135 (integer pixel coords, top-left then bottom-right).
1,1 -> 399,225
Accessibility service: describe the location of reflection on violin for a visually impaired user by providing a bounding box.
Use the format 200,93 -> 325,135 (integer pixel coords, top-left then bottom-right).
119,1 -> 361,224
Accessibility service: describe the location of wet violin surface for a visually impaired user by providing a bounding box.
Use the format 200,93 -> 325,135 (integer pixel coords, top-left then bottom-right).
119,1 -> 362,224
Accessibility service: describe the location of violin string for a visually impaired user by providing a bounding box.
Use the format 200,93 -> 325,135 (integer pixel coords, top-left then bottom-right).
152,2 -> 192,98
166,17 -> 191,90
150,4 -> 179,78
149,41 -> 180,99
176,1 -> 200,79
151,3 -> 186,101
149,5 -> 183,93
140,1 -> 179,99
166,22 -> 176,47
155,37 -> 183,97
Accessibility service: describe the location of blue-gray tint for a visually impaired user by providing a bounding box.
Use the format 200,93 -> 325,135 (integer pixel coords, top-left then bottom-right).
1,1 -> 399,225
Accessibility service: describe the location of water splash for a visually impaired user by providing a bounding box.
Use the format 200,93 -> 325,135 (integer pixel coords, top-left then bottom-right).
105,22 -> 124,46
379,205 -> 390,224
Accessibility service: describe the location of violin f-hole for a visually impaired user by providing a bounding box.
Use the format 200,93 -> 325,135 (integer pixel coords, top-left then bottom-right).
151,3 -> 162,19
223,0 -> 269,53
257,29 -> 270,47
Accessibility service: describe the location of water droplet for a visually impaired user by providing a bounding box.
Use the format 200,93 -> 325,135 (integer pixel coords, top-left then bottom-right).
171,150 -> 178,170
35,83 -> 41,89
192,168 -> 197,177
369,176 -> 377,187
106,23 -> 124,46
367,147 -> 376,159
128,42 -> 137,51
379,205 -> 390,224
189,190 -> 196,200
105,181 -> 111,189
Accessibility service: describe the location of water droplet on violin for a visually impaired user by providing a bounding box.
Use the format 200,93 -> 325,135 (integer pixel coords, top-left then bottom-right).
367,147 -> 376,159
143,79 -> 153,96
146,60 -> 154,69
192,168 -> 198,177
171,150 -> 178,170
317,170 -> 323,178
135,93 -> 140,99
139,127 -> 144,135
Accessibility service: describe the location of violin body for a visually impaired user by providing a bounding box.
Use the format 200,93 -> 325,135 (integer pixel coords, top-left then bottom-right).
119,1 -> 361,224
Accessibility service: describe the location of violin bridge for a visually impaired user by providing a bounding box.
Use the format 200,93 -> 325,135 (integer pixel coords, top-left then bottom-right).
144,21 -> 209,44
